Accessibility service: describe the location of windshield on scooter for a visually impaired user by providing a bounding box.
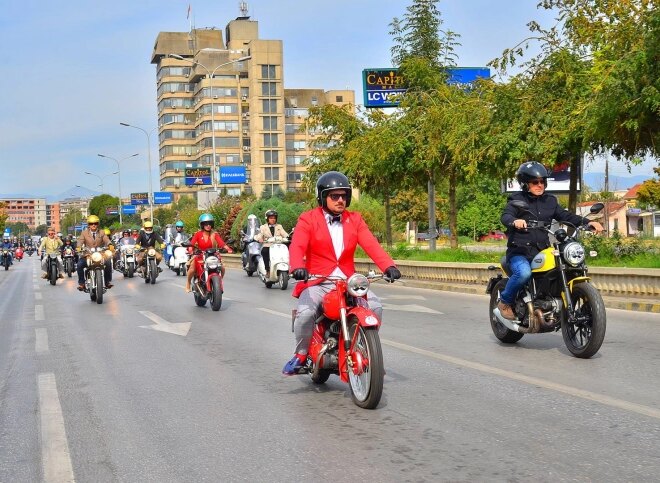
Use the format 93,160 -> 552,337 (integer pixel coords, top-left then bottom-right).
245,215 -> 259,240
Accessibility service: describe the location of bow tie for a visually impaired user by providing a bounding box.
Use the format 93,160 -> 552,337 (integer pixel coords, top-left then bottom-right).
329,215 -> 341,224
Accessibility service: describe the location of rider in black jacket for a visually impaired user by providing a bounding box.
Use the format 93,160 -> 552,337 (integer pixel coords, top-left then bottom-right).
135,221 -> 164,270
497,161 -> 603,320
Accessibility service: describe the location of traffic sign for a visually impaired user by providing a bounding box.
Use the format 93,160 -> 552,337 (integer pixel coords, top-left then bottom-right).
122,205 -> 137,215
131,192 -> 149,205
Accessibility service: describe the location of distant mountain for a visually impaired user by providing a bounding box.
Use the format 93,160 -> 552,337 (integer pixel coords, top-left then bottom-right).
583,172 -> 654,191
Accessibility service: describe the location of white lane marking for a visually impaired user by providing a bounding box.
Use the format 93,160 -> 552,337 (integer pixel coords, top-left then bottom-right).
381,295 -> 426,301
138,310 -> 191,337
381,303 -> 442,314
36,328 -> 49,353
35,292 -> 43,300
35,305 -> 45,321
382,339 -> 660,421
34,284 -> 41,290
38,373 -> 75,483
257,308 -> 291,319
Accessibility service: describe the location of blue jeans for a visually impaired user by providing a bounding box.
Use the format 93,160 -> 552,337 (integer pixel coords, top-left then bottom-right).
500,255 -> 532,305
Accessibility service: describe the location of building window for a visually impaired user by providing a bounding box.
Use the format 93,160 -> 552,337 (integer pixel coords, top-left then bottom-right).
264,150 -> 279,164
286,140 -> 306,151
260,64 -> 276,79
311,96 -> 318,106
263,116 -> 278,130
264,167 -> 280,181
261,82 -> 277,96
287,172 -> 304,182
336,95 -> 343,102
263,133 -> 279,147
286,155 -> 306,165
262,99 -> 277,113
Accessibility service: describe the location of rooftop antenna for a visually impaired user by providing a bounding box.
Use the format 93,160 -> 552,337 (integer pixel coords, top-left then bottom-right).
239,1 -> 249,17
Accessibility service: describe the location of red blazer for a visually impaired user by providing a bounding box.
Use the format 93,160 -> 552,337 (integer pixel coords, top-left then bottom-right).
290,207 -> 394,298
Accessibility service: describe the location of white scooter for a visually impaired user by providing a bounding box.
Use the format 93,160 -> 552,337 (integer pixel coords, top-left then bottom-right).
257,236 -> 290,290
169,243 -> 191,276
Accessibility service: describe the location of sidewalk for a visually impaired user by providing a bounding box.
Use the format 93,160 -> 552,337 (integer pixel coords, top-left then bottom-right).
396,279 -> 660,314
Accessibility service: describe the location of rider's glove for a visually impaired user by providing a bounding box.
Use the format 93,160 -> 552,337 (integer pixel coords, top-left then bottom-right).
383,266 -> 401,283
292,268 -> 309,281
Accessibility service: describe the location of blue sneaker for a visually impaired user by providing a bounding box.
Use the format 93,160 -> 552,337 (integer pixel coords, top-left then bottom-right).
282,354 -> 306,376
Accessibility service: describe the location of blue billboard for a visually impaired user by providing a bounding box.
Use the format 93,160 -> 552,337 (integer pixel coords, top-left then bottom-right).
362,67 -> 490,108
185,167 -> 212,186
154,191 -> 173,204
122,205 -> 137,215
220,166 -> 247,184
130,192 -> 149,205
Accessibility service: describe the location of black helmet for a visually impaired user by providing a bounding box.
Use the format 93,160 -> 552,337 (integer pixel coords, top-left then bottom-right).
516,161 -> 549,191
265,209 -> 278,221
316,171 -> 352,208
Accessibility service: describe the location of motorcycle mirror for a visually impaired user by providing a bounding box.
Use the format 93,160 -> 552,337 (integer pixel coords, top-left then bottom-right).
590,202 -> 605,214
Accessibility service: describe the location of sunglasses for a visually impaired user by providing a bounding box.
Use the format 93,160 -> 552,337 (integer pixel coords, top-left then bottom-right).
201,222 -> 213,226
529,179 -> 545,186
88,222 -> 99,226
328,193 -> 347,201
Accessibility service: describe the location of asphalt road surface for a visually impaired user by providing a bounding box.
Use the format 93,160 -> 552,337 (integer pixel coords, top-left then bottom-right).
1,255 -> 659,482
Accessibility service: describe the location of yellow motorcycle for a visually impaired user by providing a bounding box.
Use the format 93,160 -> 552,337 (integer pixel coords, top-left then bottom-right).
487,201 -> 606,358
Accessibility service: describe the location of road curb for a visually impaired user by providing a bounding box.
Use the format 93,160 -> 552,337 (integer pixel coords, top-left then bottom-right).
396,280 -> 660,314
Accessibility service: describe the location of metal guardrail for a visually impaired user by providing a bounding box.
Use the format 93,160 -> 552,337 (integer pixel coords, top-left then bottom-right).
223,255 -> 660,298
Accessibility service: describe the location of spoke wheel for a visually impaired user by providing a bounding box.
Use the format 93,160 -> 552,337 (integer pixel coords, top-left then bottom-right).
562,283 -> 606,358
489,278 -> 524,343
347,321 -> 384,409
95,269 -> 104,304
149,259 -> 158,284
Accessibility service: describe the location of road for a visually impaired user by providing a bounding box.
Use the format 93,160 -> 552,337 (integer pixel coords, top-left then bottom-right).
1,255 -> 659,482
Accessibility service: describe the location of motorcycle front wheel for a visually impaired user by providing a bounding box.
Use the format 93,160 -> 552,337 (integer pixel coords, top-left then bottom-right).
49,264 -> 57,285
95,269 -> 104,304
347,321 -> 384,409
210,276 -> 223,311
127,262 -> 135,278
488,278 -> 524,344
562,282 -> 606,358
278,271 -> 289,290
149,259 -> 158,284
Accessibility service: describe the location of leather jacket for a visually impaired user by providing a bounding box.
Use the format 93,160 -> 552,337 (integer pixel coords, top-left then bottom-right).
502,191 -> 587,261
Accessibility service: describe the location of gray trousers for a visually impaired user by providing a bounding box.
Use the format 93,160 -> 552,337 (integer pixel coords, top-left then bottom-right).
294,282 -> 383,354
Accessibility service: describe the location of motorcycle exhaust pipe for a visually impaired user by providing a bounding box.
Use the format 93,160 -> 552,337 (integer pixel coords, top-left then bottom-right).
312,344 -> 328,380
493,307 -> 537,333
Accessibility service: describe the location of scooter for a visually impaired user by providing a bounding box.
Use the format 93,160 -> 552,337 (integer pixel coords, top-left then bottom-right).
169,243 -> 192,276
241,231 -> 262,277
14,247 -> 24,262
257,236 -> 290,290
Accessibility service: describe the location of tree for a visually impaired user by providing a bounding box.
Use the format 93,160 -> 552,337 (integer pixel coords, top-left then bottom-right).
87,194 -> 120,228
60,208 -> 83,237
0,201 -> 7,231
636,167 -> 660,209
6,222 -> 30,235
34,224 -> 48,236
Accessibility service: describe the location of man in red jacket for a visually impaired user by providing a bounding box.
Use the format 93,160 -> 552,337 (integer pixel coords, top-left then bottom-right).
283,171 -> 401,375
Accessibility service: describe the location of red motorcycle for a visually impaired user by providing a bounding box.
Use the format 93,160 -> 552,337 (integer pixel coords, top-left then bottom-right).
295,272 -> 391,409
14,246 -> 24,262
189,247 -> 227,311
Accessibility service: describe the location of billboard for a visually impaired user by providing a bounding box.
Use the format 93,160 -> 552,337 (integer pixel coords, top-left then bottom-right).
362,67 -> 491,108
122,205 -> 137,215
154,191 -> 173,204
185,167 -> 212,186
503,161 -> 581,194
130,192 -> 149,205
220,166 -> 247,184
105,206 -> 119,215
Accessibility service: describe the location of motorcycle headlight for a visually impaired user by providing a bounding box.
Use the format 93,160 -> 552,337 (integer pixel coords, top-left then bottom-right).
347,273 -> 370,297
563,242 -> 585,267
147,248 -> 156,257
126,248 -> 134,255
205,256 -> 220,270
91,251 -> 103,263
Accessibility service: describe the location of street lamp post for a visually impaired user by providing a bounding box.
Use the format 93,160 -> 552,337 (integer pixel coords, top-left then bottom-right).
120,123 -> 155,224
170,53 -> 250,192
84,171 -> 118,195
97,153 -> 139,226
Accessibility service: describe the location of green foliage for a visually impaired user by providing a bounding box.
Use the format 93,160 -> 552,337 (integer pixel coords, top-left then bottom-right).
6,222 -> 30,234
582,231 -> 660,266
34,224 -> 48,236
88,194 -> 120,228
60,208 -> 82,237
636,167 -> 660,208
456,178 -> 508,238
350,195 -> 387,241
0,201 -> 7,231
231,197 -> 307,243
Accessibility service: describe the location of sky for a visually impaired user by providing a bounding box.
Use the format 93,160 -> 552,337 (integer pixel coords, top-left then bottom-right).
0,0 -> 656,199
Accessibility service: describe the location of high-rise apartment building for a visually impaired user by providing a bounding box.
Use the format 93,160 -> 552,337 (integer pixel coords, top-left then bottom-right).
151,11 -> 354,200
